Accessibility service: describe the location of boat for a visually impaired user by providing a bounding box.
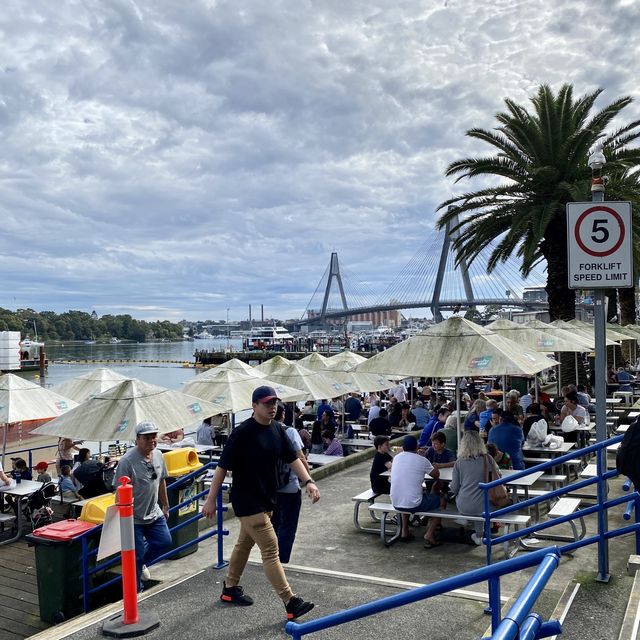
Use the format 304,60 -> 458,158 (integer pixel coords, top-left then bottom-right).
110,337 -> 121,344
19,337 -> 47,371
243,325 -> 295,351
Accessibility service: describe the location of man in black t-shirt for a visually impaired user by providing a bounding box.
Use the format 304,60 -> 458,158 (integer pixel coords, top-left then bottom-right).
202,386 -> 321,622
369,408 -> 392,437
370,436 -> 392,495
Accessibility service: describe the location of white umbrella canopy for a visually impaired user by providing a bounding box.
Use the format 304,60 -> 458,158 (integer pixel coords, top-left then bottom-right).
209,358 -> 267,378
255,356 -> 349,400
355,316 -> 558,378
549,320 -> 618,347
323,369 -> 393,394
298,352 -> 331,371
523,320 -> 594,350
486,319 -> 594,353
32,378 -> 228,441
0,373 -> 78,424
565,318 -> 634,343
182,368 -> 307,412
51,367 -> 131,403
325,350 -> 367,368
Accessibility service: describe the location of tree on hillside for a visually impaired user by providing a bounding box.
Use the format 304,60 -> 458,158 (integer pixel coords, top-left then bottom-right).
437,84 -> 640,322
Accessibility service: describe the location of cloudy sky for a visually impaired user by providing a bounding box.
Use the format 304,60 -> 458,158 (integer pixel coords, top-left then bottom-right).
0,0 -> 638,322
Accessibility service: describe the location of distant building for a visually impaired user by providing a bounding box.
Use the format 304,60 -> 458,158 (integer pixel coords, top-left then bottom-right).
522,287 -> 547,304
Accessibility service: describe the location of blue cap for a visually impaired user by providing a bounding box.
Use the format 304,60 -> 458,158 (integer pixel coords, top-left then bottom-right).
251,385 -> 280,404
402,435 -> 418,451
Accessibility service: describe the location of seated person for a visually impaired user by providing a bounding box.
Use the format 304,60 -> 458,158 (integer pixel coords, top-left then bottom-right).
59,465 -> 82,500
311,411 -> 337,453
344,394 -> 363,421
0,459 -> 11,487
160,428 -> 184,444
486,443 -> 513,470
370,436 -> 392,495
322,429 -> 343,457
616,367 -> 634,392
34,461 -> 52,483
73,448 -> 109,499
315,399 -> 334,421
10,457 -> 32,481
196,417 -> 216,446
367,401 -> 381,425
500,392 -> 524,424
487,410 -> 524,470
397,403 -> 418,430
576,385 -> 596,414
464,399 -> 486,432
425,432 -> 455,469
557,390 -> 588,442
441,415 -> 459,457
418,408 -> 449,447
390,435 -> 443,548
369,408 -> 392,437
411,401 -> 429,429
479,400 -> 497,436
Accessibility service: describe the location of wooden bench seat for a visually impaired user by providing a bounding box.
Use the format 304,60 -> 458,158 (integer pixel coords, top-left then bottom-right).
367,502 -> 530,556
523,497 -> 585,547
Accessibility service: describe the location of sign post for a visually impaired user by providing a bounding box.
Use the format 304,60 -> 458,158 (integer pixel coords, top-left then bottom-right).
567,147 -> 633,583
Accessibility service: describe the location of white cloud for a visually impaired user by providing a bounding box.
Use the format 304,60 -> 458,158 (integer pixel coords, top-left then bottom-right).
0,0 -> 637,320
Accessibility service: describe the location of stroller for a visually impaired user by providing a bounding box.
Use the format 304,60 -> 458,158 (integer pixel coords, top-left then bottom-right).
23,482 -> 57,530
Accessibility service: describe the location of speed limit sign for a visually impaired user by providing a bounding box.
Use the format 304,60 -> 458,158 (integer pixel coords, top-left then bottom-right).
567,202 -> 633,289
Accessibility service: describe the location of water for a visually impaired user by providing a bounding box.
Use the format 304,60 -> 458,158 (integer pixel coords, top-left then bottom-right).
21,338 -> 243,389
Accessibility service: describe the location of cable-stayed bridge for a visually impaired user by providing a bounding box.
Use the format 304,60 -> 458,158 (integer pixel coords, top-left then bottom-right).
301,217 -> 548,324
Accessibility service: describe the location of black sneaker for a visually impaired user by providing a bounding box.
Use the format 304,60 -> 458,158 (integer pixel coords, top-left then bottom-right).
285,595 -> 314,620
220,582 -> 254,606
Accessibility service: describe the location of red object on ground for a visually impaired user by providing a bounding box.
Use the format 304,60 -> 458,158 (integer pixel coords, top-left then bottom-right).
31,519 -> 97,541
117,475 -> 139,626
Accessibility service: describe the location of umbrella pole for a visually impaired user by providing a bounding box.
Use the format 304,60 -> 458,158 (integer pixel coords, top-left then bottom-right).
575,352 -> 579,386
502,375 -> 506,405
456,378 -> 461,445
1,422 -> 7,468
535,377 -> 539,403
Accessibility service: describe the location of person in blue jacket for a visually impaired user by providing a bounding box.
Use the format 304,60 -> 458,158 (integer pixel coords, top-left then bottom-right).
418,408 -> 450,448
487,410 -> 524,470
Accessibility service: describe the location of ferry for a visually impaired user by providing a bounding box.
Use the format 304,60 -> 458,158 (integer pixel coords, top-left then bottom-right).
19,337 -> 47,370
243,326 -> 294,351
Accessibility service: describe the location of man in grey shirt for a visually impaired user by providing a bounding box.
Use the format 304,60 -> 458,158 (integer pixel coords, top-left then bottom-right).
116,421 -> 172,590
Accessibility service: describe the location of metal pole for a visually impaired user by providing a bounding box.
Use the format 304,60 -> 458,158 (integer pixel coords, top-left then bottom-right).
591,148 -> 610,583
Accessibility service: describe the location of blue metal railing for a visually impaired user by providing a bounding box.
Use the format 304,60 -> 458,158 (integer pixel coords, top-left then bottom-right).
285,548 -> 562,640
75,460 -> 229,613
479,435 -> 640,573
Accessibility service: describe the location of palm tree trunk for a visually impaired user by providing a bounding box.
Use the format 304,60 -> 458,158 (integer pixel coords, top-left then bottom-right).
541,219 -> 575,321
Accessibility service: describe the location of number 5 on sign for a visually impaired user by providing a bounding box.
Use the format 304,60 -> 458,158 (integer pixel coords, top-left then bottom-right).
567,201 -> 633,289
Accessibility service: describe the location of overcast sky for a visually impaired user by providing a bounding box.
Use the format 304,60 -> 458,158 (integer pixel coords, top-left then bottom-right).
1,0 -> 638,322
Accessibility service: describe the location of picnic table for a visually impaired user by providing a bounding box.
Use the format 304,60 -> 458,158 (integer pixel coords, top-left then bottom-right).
307,453 -> 341,467
0,480 -> 43,545
338,438 -> 374,449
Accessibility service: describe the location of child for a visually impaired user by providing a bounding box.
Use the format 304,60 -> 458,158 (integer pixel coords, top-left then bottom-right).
425,431 -> 456,469
59,465 -> 81,500
34,461 -> 52,483
10,457 -> 33,481
487,443 -> 513,470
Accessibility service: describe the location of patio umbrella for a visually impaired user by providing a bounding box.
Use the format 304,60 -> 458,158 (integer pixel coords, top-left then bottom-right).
182,368 -> 307,412
549,320 -> 618,347
210,358 -> 267,378
486,319 -> 593,353
51,367 -> 130,403
488,319 -> 593,394
256,356 -> 349,400
325,350 -> 367,368
32,378 -> 228,441
523,320 -> 594,350
322,360 -> 393,393
298,352 -> 331,371
0,373 -> 78,464
356,317 -> 558,378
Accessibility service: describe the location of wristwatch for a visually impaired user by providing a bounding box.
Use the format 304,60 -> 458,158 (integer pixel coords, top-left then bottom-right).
303,479 -> 315,487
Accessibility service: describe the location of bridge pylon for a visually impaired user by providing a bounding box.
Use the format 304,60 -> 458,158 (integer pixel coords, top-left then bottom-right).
431,210 -> 475,322
319,252 -> 349,321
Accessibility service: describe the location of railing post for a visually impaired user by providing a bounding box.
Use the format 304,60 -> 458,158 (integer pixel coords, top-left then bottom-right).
635,493 -> 640,556
596,445 -> 610,582
488,577 -> 501,632
215,485 -> 228,569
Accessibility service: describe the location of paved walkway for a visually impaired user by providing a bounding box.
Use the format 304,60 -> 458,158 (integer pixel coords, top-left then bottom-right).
29,455 -> 638,640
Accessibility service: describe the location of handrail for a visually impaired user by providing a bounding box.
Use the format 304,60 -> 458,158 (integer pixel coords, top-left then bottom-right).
479,434 -> 640,585
284,548 -> 562,640
75,460 -> 229,613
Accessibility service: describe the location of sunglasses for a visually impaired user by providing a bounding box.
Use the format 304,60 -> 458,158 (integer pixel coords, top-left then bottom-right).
144,461 -> 158,480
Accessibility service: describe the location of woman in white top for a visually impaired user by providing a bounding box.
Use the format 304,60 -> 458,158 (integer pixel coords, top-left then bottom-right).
0,460 -> 12,486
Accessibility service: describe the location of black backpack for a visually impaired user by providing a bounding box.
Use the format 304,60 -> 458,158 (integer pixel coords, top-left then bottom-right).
616,418 -> 640,487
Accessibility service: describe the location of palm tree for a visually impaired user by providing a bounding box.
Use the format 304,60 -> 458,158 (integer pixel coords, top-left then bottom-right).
437,84 -> 640,321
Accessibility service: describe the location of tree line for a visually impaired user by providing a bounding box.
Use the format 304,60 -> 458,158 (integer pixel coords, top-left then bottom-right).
0,308 -> 184,342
